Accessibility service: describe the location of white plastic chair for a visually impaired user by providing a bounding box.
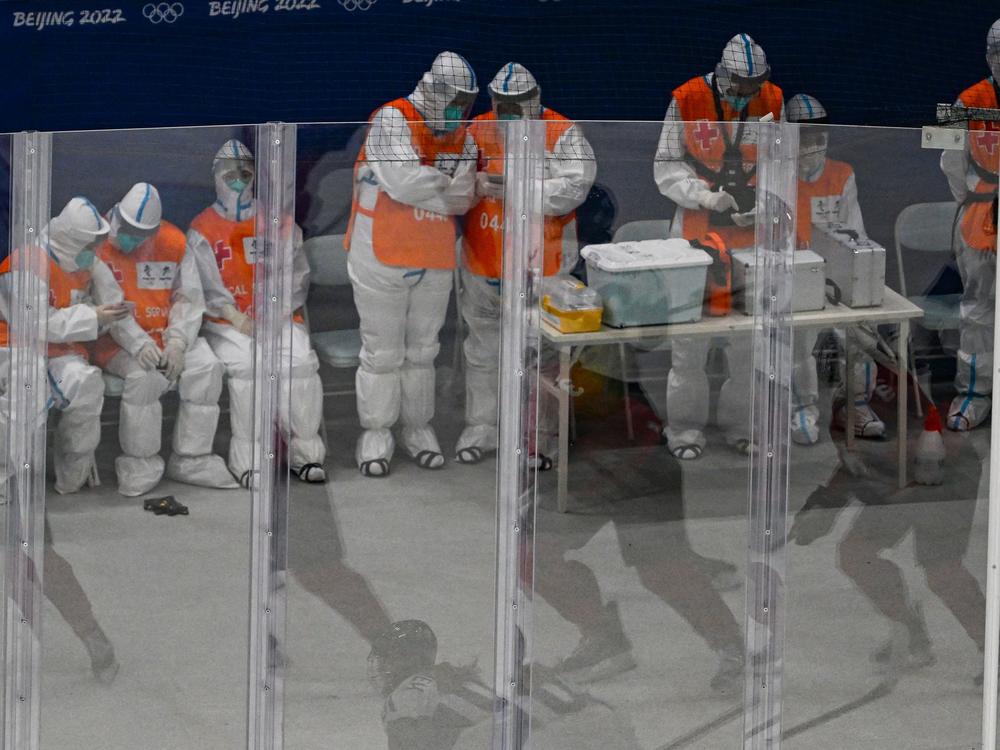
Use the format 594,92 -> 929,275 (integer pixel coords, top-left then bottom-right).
303,234 -> 363,369
894,201 -> 961,336
612,219 -> 672,243
894,201 -> 961,411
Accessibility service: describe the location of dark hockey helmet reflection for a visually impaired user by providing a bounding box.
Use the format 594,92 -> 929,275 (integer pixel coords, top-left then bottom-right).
367,619 -> 439,695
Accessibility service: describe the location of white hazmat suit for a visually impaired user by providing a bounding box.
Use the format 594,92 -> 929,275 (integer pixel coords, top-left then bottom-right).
7,198 -> 137,493
456,62 -> 595,462
786,93 -> 882,443
347,51 -> 478,476
654,34 -> 780,458
189,140 -> 327,487
97,182 -> 237,496
938,19 -> 1000,431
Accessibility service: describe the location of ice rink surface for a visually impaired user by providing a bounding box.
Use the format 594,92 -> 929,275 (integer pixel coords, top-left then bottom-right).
26,357 -> 992,750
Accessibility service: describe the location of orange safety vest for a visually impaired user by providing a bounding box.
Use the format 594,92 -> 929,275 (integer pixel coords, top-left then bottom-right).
673,75 -> 784,247
190,206 -> 257,324
958,79 -> 1000,252
345,98 -> 468,270
462,110 -> 576,278
92,220 -> 186,367
0,246 -> 93,359
795,159 -> 854,249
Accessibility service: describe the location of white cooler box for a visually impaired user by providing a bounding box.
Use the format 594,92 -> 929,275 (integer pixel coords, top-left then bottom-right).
809,223 -> 886,308
581,239 -> 712,327
732,248 -> 827,315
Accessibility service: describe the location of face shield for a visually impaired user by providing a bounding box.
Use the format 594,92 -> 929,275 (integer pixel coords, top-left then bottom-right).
989,45 -> 1000,82
491,86 -> 540,121
442,89 -> 477,132
73,236 -> 104,270
715,63 -> 770,112
111,205 -> 159,253
798,128 -> 829,180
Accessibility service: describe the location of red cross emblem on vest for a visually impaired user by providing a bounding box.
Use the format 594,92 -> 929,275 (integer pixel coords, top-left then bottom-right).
975,130 -> 1000,155
693,121 -> 720,150
213,240 -> 233,270
108,263 -> 125,285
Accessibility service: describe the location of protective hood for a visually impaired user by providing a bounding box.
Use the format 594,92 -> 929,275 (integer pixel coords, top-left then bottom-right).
410,51 -> 479,130
786,93 -> 828,124
213,139 -> 255,221
488,62 -> 542,121
715,33 -> 770,111
110,182 -> 162,252
988,19 -> 1000,81
787,94 -> 830,181
42,197 -> 110,272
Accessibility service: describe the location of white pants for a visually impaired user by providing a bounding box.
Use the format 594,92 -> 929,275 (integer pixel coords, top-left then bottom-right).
791,328 -> 819,422
347,234 -> 452,464
204,321 -> 326,479
48,354 -> 104,494
458,269 -> 502,453
665,335 -> 752,450
952,239 -> 995,424
105,337 -> 227,495
0,349 -> 48,488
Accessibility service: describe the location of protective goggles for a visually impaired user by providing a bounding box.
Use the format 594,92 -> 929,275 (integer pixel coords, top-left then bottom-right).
217,160 -> 254,185
716,63 -> 770,99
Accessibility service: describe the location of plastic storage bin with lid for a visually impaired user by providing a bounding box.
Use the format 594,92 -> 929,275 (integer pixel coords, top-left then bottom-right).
541,277 -> 603,333
580,239 -> 712,327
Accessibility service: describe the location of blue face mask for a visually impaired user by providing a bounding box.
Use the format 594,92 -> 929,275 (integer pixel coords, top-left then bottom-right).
227,178 -> 249,193
724,94 -> 751,112
115,233 -> 145,253
499,113 -> 521,122
75,249 -> 95,270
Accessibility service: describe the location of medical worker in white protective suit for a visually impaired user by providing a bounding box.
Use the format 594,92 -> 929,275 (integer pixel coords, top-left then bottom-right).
939,19 -> 1000,431
457,62 -> 595,464
654,34 -> 784,459
0,198 -> 135,493
93,182 -> 237,496
786,94 -> 884,442
345,51 -> 478,477
189,140 -> 327,487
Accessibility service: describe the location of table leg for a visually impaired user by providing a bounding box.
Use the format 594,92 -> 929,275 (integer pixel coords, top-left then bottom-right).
558,347 -> 571,513
897,321 -> 909,489
845,328 -> 856,450
620,343 -> 635,441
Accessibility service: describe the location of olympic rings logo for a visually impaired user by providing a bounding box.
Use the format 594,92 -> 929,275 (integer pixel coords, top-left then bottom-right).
338,0 -> 376,11
143,2 -> 184,23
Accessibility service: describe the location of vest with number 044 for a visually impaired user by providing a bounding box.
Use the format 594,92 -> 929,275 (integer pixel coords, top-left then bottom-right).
190,206 -> 256,323
463,110 -> 576,279
796,159 -> 854,249
0,246 -> 92,360
345,98 -> 468,270
958,79 -> 1000,252
673,76 -> 783,246
91,220 -> 186,367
